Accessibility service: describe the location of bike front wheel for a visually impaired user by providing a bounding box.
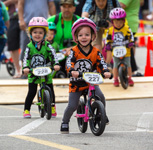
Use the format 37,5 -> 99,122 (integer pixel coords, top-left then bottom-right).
55,71 -> 66,78
44,90 -> 52,120
37,90 -> 45,118
77,98 -> 88,133
118,65 -> 128,89
89,101 -> 106,136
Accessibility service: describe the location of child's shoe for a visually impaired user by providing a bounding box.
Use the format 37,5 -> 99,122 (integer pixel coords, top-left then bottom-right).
113,78 -> 119,87
52,105 -> 57,118
128,77 -> 134,86
23,110 -> 31,118
60,122 -> 69,134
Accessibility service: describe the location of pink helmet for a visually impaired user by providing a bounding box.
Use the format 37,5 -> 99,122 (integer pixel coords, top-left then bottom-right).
72,17 -> 97,43
28,17 -> 48,33
109,8 -> 126,20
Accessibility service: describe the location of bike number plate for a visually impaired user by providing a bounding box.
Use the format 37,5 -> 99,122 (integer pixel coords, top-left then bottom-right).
83,72 -> 104,84
113,46 -> 127,58
56,53 -> 65,61
33,67 -> 51,76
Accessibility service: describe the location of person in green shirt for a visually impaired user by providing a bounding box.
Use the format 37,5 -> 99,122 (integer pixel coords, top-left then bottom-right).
118,0 -> 141,75
47,0 -> 80,55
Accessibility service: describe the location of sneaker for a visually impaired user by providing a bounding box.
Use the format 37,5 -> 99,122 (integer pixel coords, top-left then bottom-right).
52,105 -> 57,118
60,122 -> 69,134
128,77 -> 134,86
113,78 -> 119,87
23,110 -> 31,118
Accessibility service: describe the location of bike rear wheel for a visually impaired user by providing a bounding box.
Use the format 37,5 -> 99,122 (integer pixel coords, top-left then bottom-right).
89,101 -> 106,136
77,98 -> 88,133
44,90 -> 52,120
118,65 -> 128,89
6,61 -> 15,76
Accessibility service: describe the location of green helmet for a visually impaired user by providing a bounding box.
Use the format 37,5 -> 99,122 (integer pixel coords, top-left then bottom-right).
48,22 -> 56,31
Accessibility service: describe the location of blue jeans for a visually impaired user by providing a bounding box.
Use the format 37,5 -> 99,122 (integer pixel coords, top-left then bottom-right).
0,38 -> 7,59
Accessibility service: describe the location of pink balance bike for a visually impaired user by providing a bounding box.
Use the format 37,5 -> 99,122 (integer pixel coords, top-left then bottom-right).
76,72 -> 110,136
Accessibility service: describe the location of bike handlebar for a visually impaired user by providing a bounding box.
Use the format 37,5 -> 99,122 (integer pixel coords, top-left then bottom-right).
23,66 -> 61,74
68,71 -> 113,80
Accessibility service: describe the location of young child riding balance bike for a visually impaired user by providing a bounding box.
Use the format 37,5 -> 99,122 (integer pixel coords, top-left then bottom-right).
106,8 -> 134,87
22,17 -> 60,118
60,17 -> 111,133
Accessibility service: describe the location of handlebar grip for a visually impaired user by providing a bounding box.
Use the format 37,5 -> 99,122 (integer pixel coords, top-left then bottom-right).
109,73 -> 113,79
68,71 -> 82,78
29,68 -> 32,73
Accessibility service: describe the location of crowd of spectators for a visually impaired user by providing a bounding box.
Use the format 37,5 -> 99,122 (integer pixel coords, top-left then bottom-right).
0,0 -> 150,78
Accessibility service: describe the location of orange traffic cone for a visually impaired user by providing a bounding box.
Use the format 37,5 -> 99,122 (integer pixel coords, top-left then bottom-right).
138,20 -> 146,47
144,36 -> 153,76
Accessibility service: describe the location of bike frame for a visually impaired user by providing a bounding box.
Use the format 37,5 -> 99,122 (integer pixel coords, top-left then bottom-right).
75,84 -> 96,122
117,57 -> 127,68
36,75 -> 52,109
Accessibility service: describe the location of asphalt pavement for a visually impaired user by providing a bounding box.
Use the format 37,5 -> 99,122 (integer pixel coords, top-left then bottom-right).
0,98 -> 153,150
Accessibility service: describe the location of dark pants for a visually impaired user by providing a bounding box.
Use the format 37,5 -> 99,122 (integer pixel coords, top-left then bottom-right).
24,83 -> 55,111
131,32 -> 138,72
0,38 -> 6,58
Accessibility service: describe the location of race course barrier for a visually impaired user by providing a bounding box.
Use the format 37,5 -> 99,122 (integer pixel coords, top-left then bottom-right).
144,35 -> 153,76
0,77 -> 153,104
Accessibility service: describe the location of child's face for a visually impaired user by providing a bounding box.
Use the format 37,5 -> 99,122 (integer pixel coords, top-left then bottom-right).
113,19 -> 124,29
76,26 -> 93,46
95,0 -> 107,10
31,28 -> 45,42
47,30 -> 55,41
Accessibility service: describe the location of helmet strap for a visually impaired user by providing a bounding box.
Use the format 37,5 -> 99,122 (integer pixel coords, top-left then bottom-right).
30,34 -> 46,48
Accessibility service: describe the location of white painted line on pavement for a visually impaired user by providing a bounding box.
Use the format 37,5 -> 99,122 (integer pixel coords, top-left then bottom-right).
136,112 -> 153,132
1,130 -> 152,137
9,118 -> 46,135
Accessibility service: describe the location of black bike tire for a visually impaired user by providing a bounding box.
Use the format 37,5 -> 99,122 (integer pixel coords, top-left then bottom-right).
37,90 -> 45,118
89,100 -> 106,136
118,65 -> 128,89
55,71 -> 66,78
6,61 -> 15,76
77,98 -> 88,133
44,90 -> 52,120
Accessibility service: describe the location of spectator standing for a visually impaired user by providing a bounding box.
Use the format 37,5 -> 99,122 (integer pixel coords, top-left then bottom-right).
118,0 -> 142,74
0,0 -> 9,68
47,0 -> 80,55
74,0 -> 86,16
4,0 -> 21,78
82,0 -> 121,52
18,0 -> 56,64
